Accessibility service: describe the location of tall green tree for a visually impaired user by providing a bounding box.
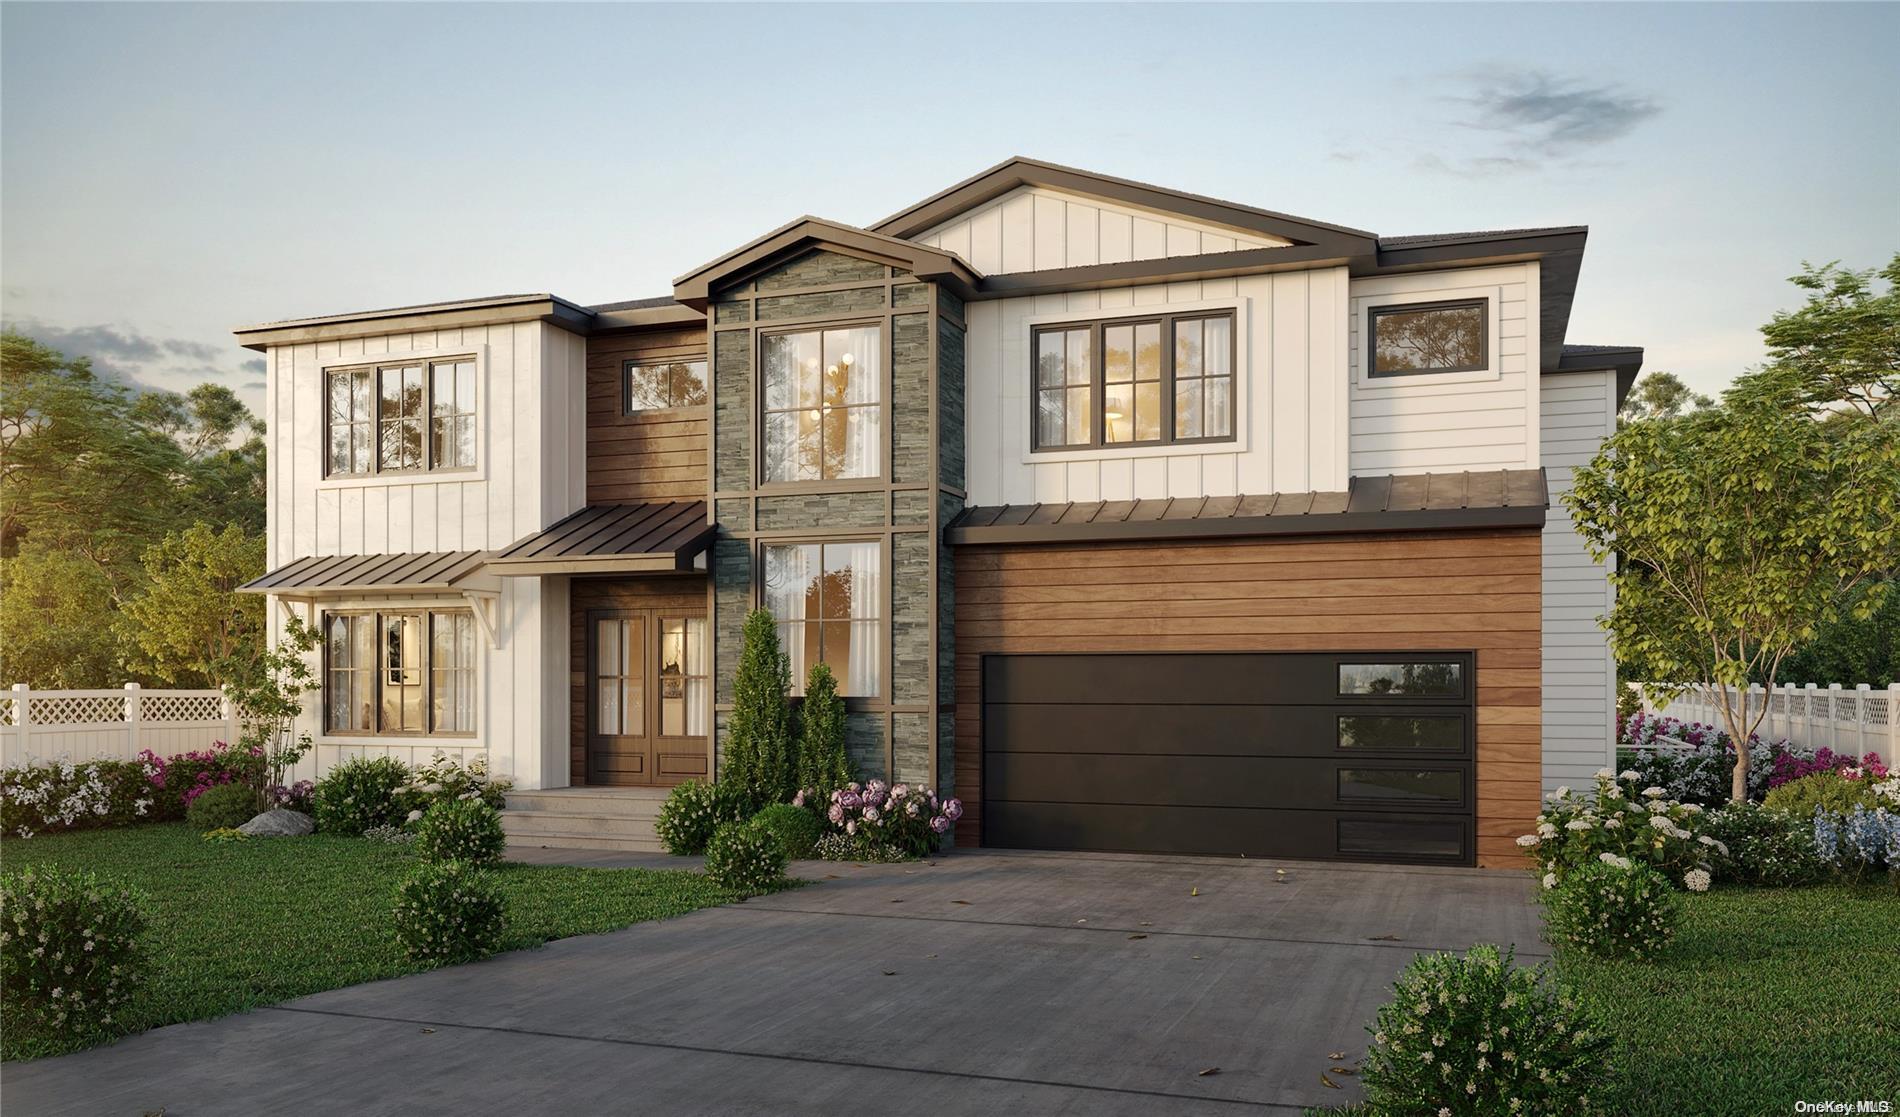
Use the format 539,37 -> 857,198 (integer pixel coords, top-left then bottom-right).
1569,256 -> 1900,801
0,549 -> 128,687
1758,254 -> 1898,419
795,661 -> 852,802
1620,371 -> 1711,422
118,523 -> 267,686
720,608 -> 795,811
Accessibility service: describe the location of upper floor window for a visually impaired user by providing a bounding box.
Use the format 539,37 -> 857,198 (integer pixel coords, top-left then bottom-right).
326,358 -> 476,476
1369,299 -> 1486,376
761,324 -> 881,483
625,359 -> 708,413
1033,311 -> 1235,451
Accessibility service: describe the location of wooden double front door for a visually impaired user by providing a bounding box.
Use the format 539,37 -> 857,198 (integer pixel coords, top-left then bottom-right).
581,601 -> 710,787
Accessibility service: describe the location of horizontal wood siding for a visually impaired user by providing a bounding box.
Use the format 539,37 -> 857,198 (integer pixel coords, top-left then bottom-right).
586,327 -> 709,503
568,575 -> 710,784
952,528 -> 1542,868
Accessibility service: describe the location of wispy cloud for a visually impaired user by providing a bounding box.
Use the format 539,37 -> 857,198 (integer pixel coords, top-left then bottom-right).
1457,70 -> 1663,154
4,318 -> 245,396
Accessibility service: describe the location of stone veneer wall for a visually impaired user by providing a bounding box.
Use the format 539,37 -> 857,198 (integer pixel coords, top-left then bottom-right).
705,248 -> 965,794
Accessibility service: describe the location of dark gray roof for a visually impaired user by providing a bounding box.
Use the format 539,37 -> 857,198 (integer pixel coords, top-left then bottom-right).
588,295 -> 680,313
1561,343 -> 1642,355
1379,227 -> 1585,248
485,502 -> 714,575
945,471 -> 1548,546
240,550 -> 488,595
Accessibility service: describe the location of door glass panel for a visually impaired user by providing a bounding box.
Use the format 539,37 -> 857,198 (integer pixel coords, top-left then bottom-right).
596,617 -> 643,737
1338,768 -> 1465,805
659,616 -> 709,737
1338,715 -> 1466,751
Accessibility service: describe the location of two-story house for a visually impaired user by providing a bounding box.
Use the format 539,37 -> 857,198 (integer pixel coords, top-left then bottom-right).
238,158 -> 1641,868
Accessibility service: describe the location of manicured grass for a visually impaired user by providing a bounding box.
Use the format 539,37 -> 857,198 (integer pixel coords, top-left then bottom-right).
1560,884 -> 1900,1115
2,823 -> 767,1061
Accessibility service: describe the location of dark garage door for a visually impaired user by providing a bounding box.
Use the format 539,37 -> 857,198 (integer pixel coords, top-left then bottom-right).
981,652 -> 1476,865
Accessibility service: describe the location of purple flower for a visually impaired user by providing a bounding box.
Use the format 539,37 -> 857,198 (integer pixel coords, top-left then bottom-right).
891,783 -> 909,799
929,816 -> 950,833
863,806 -> 881,823
943,798 -> 964,822
839,791 -> 862,810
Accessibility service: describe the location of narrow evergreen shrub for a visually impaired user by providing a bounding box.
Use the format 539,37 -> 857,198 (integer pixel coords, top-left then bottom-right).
703,820 -> 787,890
655,780 -> 745,855
722,608 -> 794,813
0,866 -> 148,1044
795,661 -> 852,804
414,798 -> 506,865
185,781 -> 261,831
1542,858 -> 1681,960
392,861 -> 506,965
1361,944 -> 1612,1117
751,802 -> 823,860
312,756 -> 412,836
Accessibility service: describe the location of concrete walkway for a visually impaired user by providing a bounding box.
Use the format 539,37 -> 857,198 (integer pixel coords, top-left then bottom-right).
7,849 -> 1544,1115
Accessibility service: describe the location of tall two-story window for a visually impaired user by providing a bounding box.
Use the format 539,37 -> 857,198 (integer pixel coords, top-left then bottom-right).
324,609 -> 475,736
761,325 -> 881,482
762,540 -> 881,697
624,360 -> 708,412
1032,311 -> 1235,451
325,358 -> 477,476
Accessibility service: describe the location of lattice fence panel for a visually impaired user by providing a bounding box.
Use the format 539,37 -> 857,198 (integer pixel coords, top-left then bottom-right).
0,697 -> 15,728
141,694 -> 226,722
27,695 -> 128,726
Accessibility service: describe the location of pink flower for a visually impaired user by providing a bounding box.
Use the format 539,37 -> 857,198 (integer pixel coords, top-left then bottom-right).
792,790 -> 806,807
828,804 -> 845,825
863,806 -> 880,823
845,819 -> 857,836
942,798 -> 964,822
891,784 -> 909,799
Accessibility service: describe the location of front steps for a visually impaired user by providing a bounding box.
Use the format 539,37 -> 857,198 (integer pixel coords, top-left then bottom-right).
502,786 -> 669,853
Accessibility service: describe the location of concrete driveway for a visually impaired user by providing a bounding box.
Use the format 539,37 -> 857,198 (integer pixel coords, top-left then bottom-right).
7,849 -> 1544,1115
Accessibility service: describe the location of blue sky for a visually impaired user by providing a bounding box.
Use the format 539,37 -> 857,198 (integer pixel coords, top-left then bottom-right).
4,2 -> 1895,413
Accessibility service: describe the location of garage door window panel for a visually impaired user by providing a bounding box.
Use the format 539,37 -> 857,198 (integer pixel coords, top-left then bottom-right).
1338,660 -> 1466,698
1337,714 -> 1467,752
1337,817 -> 1468,860
1337,767 -> 1467,807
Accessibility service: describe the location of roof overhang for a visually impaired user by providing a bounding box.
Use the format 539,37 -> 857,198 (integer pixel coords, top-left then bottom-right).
239,550 -> 492,596
482,502 -> 715,577
1557,345 -> 1646,408
1373,228 -> 1589,374
233,294 -> 597,352
945,470 -> 1548,546
671,217 -> 981,311
870,156 -> 1379,254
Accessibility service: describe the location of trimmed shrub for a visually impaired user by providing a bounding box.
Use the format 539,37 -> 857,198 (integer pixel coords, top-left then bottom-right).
1517,769 -> 1715,887
721,607 -> 795,813
312,756 -> 413,836
1,758 -> 157,837
703,820 -> 787,890
1542,859 -> 1681,960
655,779 -> 744,856
414,798 -> 506,865
186,781 -> 262,831
1361,943 -> 1612,1117
1700,800 -> 1827,887
813,831 -> 914,864
137,741 -> 260,820
1764,771 -> 1882,818
751,803 -> 823,860
404,751 -> 512,812
392,861 -> 506,965
795,662 -> 852,805
0,866 -> 148,1045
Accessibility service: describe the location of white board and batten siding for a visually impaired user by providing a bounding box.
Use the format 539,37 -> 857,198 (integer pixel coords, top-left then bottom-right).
963,268 -> 1352,507
263,321 -> 588,789
1540,369 -> 1619,791
912,184 -> 1293,275
1346,263 -> 1541,476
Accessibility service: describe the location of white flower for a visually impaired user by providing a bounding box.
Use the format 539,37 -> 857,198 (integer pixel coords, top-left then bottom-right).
1647,815 -> 1675,831
1542,872 -> 1558,890
1619,769 -> 1642,782
1603,817 -> 1622,829
406,809 -> 423,823
1515,834 -> 1539,847
1565,819 -> 1594,832
1598,852 -> 1632,870
1537,822 -> 1557,838
1683,869 -> 1711,893
1642,786 -> 1667,799
1595,768 -> 1615,780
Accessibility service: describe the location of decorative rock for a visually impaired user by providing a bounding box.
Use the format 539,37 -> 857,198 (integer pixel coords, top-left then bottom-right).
238,808 -> 315,837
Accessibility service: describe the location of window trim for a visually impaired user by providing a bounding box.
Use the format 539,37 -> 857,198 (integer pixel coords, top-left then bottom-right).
320,607 -> 478,739
756,319 -> 888,488
1028,306 -> 1240,455
1365,297 -> 1489,379
622,356 -> 709,416
318,345 -> 484,487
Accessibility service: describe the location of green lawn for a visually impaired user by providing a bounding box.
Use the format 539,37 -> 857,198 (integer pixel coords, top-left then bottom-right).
2,822 -> 760,1061
1560,884 -> 1900,1115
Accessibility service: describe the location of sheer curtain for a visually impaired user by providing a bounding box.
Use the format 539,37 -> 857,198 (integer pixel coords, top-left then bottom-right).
828,327 -> 880,480
834,541 -> 881,698
764,543 -> 818,693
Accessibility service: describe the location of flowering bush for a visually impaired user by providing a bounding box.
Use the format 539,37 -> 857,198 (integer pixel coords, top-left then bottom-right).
0,865 -> 148,1045
703,820 -> 788,890
1542,859 -> 1682,960
403,751 -> 511,812
813,779 -> 962,859
1,758 -> 155,838
655,780 -> 746,856
1517,770 -> 1718,889
138,740 -> 261,818
269,779 -> 315,813
812,831 -> 916,863
414,798 -> 506,866
1360,943 -> 1612,1117
185,781 -> 262,831
1769,746 -> 1889,789
1698,801 -> 1828,887
362,823 -> 418,846
311,755 -> 413,836
392,861 -> 506,965
1813,806 -> 1900,885
1614,712 -> 1804,805
1763,771 -> 1885,817
750,803 -> 823,860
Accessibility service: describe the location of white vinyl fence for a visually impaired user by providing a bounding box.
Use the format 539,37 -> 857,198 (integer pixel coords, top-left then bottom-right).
1639,682 -> 1898,767
2,684 -> 238,767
